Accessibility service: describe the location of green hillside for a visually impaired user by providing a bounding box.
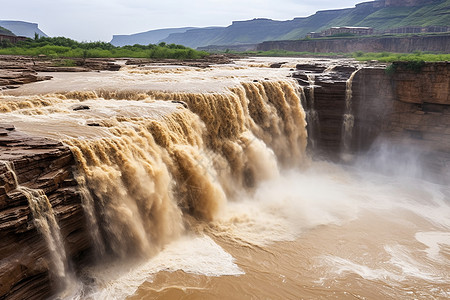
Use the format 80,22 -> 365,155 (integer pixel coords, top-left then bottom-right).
289,0 -> 450,36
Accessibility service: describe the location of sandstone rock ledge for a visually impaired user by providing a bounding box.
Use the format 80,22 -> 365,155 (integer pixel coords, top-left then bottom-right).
0,125 -> 91,300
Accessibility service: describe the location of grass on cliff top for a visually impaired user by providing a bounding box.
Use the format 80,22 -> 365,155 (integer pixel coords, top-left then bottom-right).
353,51 -> 450,62
0,36 -> 209,59
233,49 -> 350,57
228,49 -> 450,62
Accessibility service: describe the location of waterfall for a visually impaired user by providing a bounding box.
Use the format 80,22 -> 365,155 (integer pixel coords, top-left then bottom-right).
60,80 -> 308,260
341,69 -> 359,159
305,74 -> 320,149
0,160 -> 74,292
323,65 -> 336,73
0,79 -> 308,297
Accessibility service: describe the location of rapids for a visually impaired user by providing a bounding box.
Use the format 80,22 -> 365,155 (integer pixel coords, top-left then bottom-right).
0,58 -> 448,299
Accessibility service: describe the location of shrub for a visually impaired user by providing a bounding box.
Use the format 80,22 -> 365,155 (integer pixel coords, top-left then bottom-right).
0,36 -> 207,60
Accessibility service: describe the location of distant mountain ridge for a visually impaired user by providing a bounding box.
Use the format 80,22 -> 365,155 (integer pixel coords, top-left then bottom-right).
0,20 -> 47,38
0,26 -> 15,36
112,0 -> 450,48
110,27 -> 196,46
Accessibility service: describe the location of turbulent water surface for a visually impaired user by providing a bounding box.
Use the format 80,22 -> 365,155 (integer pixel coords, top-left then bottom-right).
1,57 -> 449,299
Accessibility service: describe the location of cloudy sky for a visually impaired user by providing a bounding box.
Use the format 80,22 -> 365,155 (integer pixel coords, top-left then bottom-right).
3,0 -> 363,41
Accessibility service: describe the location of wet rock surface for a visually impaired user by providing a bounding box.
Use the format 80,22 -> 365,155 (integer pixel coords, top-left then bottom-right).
0,126 -> 91,299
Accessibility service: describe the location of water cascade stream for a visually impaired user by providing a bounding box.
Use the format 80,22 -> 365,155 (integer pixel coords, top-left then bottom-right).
341,68 -> 360,159
0,160 -> 74,292
305,74 -> 320,149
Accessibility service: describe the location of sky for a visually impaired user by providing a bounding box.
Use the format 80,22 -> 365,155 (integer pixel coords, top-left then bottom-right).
2,0 -> 363,42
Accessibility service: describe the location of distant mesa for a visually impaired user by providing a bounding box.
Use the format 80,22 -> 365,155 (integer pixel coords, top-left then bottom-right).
0,20 -> 48,39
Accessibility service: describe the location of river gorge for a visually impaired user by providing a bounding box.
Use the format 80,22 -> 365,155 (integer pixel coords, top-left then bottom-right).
0,57 -> 449,299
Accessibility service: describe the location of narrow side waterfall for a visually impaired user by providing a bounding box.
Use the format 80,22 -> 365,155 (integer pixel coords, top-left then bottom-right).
305,74 -> 320,149
341,68 -> 359,158
0,160 -> 73,290
62,80 -> 307,260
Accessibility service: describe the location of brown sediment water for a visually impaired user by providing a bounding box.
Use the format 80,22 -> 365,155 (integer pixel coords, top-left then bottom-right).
0,57 -> 448,299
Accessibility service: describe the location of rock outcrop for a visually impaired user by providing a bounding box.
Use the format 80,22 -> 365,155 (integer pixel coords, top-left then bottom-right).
294,61 -> 450,182
0,55 -> 122,90
0,126 -> 91,299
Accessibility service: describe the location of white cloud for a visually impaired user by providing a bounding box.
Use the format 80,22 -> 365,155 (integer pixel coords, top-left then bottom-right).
1,0 -> 362,41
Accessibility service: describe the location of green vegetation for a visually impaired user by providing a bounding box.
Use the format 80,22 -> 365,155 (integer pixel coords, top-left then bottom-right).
385,60 -> 426,75
304,31 -> 450,41
233,49 -> 349,57
353,51 -> 450,62
0,36 -> 208,59
225,49 -> 450,63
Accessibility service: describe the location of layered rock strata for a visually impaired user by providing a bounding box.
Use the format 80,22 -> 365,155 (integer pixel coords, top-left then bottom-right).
0,125 -> 91,299
294,61 -> 450,182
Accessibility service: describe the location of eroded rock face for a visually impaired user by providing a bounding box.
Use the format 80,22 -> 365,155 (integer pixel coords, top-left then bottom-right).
390,62 -> 449,105
294,62 -> 450,182
293,64 -> 357,158
0,126 -> 91,299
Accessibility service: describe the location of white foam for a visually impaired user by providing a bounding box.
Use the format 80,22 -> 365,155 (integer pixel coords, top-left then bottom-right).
319,243 -> 448,285
214,165 -> 362,246
384,244 -> 444,282
80,235 -> 243,300
319,255 -> 404,282
415,231 -> 450,262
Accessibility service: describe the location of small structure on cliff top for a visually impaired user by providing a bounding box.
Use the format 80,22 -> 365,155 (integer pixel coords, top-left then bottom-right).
375,0 -> 438,7
0,33 -> 27,44
307,27 -> 374,38
307,25 -> 450,39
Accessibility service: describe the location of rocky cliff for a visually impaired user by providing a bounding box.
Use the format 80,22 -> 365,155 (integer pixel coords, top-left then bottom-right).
258,34 -> 450,53
294,61 -> 450,182
0,127 -> 91,299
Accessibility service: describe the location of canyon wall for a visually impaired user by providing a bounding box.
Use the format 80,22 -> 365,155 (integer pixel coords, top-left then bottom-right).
294,61 -> 450,181
258,34 -> 450,53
